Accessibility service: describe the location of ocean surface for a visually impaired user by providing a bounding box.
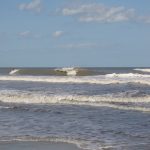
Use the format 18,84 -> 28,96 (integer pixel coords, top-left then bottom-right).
0,67 -> 150,150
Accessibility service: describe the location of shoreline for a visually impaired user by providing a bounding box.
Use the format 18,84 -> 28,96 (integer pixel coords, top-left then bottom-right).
0,141 -> 83,150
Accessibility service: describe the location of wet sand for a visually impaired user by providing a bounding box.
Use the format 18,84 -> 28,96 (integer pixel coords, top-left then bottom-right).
0,141 -> 82,150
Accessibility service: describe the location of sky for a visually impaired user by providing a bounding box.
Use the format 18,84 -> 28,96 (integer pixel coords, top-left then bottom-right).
0,0 -> 150,67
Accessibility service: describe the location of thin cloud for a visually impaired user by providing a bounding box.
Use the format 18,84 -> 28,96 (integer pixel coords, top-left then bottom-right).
138,16 -> 150,24
59,43 -> 98,49
62,4 -> 135,23
18,31 -> 41,39
53,31 -> 64,38
18,0 -> 43,13
18,31 -> 32,38
61,3 -> 150,24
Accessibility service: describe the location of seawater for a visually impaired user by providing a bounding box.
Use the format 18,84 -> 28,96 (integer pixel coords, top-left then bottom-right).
0,67 -> 150,150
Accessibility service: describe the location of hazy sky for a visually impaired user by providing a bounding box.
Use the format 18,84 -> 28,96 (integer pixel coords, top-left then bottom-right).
0,0 -> 150,67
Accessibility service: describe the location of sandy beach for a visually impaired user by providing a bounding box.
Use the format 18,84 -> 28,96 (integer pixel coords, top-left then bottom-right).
0,141 -> 82,150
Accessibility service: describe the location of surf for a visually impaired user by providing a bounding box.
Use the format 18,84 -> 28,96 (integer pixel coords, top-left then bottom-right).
1,73 -> 150,85
0,90 -> 150,112
134,68 -> 150,73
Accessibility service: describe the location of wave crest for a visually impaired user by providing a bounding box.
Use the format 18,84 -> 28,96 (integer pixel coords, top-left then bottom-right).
55,67 -> 78,76
134,68 -> 150,73
9,69 -> 20,75
8,68 -> 92,76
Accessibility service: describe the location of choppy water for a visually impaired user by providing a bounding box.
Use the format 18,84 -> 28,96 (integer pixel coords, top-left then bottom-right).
0,67 -> 150,150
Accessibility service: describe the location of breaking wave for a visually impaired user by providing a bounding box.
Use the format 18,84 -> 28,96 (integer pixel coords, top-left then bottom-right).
134,68 -> 150,73
0,90 -> 150,112
105,73 -> 150,78
8,68 -> 150,77
55,67 -> 78,76
8,68 -> 98,76
1,73 -> 150,85
9,69 -> 20,75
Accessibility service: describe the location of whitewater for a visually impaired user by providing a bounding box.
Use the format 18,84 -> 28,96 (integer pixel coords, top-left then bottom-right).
0,67 -> 150,150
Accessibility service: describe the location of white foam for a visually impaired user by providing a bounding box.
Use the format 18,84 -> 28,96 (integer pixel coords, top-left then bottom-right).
55,67 -> 78,76
0,90 -> 150,112
105,73 -> 150,78
9,69 -> 19,75
0,136 -> 88,150
1,74 -> 150,85
0,106 -> 12,109
134,68 -> 150,73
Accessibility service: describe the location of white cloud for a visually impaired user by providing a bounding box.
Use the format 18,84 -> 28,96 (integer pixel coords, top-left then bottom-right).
53,31 -> 64,38
61,3 -> 150,24
18,0 -> 43,13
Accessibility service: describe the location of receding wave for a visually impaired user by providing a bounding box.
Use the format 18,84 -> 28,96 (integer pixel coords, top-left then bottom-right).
1,136 -> 148,150
0,90 -> 150,112
0,136 -> 89,150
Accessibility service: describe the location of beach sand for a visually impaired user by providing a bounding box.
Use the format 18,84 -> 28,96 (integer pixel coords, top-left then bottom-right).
0,141 -> 82,150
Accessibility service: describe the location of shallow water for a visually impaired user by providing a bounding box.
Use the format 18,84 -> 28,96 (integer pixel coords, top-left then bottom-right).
0,141 -> 81,150
0,104 -> 150,149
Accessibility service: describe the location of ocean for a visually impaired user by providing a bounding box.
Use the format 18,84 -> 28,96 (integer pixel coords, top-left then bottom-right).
0,67 -> 150,150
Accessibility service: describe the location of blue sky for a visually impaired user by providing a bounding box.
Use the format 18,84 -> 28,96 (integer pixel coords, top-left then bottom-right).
0,0 -> 150,67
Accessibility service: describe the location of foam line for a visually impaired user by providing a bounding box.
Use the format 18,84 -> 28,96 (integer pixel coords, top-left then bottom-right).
134,68 -> 150,73
0,90 -> 150,112
1,75 -> 150,85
